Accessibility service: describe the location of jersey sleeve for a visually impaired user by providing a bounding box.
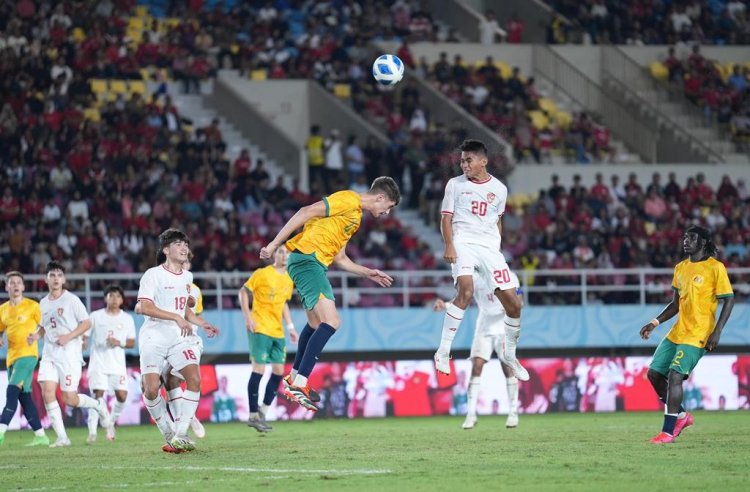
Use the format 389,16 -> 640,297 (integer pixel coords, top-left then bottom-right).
440,179 -> 455,215
714,263 -> 734,298
244,271 -> 258,292
0,308 -> 5,333
32,302 -> 41,326
496,185 -> 507,217
126,314 -> 137,339
72,295 -> 89,323
324,190 -> 359,217
671,264 -> 680,292
137,269 -> 157,302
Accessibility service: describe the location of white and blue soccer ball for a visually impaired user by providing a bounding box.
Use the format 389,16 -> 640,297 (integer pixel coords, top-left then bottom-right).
372,54 -> 404,86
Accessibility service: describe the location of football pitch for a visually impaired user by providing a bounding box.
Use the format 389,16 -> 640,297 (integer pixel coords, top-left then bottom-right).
2,412 -> 748,491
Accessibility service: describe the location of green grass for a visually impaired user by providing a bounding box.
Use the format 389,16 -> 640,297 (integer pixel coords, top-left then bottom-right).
2,412 -> 749,491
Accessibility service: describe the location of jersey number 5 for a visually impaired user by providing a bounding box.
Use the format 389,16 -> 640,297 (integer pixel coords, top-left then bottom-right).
174,297 -> 187,310
471,201 -> 487,216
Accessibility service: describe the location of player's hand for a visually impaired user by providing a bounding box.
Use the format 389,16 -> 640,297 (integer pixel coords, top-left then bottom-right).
245,316 -> 256,333
433,299 -> 446,312
639,322 -> 656,340
57,333 -> 72,346
443,244 -> 457,264
289,328 -> 299,344
201,322 -> 219,338
706,331 -> 721,352
259,243 -> 278,260
176,317 -> 192,337
26,332 -> 39,346
367,269 -> 393,287
0,338 -> 4,348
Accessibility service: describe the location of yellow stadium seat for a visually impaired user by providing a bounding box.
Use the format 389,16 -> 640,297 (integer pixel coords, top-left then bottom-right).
90,79 -> 108,94
83,108 -> 101,122
128,17 -> 144,31
250,69 -> 268,81
129,80 -> 147,95
72,27 -> 86,42
333,84 -> 351,98
494,61 -> 512,79
649,62 -> 669,81
134,6 -> 148,18
538,98 -> 559,117
165,18 -> 181,28
230,44 -> 240,55
139,68 -> 151,81
110,80 -> 128,94
555,111 -> 573,128
528,110 -> 549,130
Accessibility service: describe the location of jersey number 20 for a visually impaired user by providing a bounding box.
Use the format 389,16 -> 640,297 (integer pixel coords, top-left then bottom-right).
471,201 -> 487,216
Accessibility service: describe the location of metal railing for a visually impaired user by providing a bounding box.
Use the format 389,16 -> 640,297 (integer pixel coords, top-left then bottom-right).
6,268 -> 750,310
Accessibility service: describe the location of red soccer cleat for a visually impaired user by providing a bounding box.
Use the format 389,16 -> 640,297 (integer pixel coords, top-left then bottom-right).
162,443 -> 186,454
650,431 -> 676,444
673,412 -> 694,437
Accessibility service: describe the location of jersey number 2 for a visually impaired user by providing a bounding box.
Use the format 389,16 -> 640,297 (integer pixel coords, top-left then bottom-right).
471,201 -> 487,216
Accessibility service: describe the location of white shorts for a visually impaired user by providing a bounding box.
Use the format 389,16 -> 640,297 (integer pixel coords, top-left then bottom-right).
452,242 -> 519,291
38,358 -> 82,392
160,336 -> 204,381
88,372 -> 128,392
139,332 -> 201,376
470,312 -> 505,361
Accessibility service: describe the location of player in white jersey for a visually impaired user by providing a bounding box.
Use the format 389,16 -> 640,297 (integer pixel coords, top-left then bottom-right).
434,139 -> 528,382
85,284 -> 136,443
137,229 -> 218,452
28,261 -> 110,447
434,271 -> 522,430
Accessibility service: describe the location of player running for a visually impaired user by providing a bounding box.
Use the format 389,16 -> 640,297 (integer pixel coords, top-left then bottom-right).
137,229 -> 218,452
30,261 -> 111,447
0,271 -> 49,446
240,246 -> 297,432
259,176 -> 400,412
640,226 -> 735,444
434,139 -> 528,382
85,284 -> 136,443
434,271 -> 522,430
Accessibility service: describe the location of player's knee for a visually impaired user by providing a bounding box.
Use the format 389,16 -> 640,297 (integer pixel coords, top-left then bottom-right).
61,392 -> 78,406
115,391 -> 128,402
646,368 -> 664,385
184,373 -> 201,392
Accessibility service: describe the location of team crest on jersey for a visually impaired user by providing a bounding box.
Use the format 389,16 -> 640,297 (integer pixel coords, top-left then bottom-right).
57,308 -> 64,316
693,275 -> 704,285
487,192 -> 496,204
186,284 -> 191,294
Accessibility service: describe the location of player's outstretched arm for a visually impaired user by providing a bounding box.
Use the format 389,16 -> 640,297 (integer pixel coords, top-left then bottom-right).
640,290 -> 680,340
706,296 -> 735,351
440,214 -> 456,263
57,319 -> 92,346
260,201 -> 327,259
333,249 -> 393,287
185,308 -> 219,338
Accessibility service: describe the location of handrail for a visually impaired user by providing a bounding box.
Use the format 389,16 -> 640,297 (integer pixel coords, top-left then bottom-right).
8,268 -> 750,309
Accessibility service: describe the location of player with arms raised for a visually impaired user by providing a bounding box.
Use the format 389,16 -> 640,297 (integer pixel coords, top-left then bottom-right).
30,261 -> 111,447
85,284 -> 136,443
640,226 -> 734,444
137,229 -> 218,452
434,139 -> 528,382
260,177 -> 400,412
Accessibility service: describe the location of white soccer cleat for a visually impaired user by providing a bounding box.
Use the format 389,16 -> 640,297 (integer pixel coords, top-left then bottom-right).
50,437 -> 72,448
106,424 -> 116,441
190,418 -> 206,439
96,399 -> 111,429
86,434 -> 97,444
462,414 -> 477,430
506,412 -> 519,428
169,435 -> 196,452
434,351 -> 451,375
504,357 -> 530,381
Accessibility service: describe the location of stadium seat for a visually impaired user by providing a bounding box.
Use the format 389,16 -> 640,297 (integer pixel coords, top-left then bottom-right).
538,98 -> 559,118
334,84 -> 351,98
110,80 -> 128,94
128,17 -> 144,30
649,62 -> 668,81
140,68 -> 151,81
83,108 -> 101,122
494,61 -> 513,79
129,80 -> 147,95
90,79 -> 108,95
555,111 -> 573,128
134,5 -> 149,18
250,69 -> 268,81
528,110 -> 549,130
72,27 -> 86,42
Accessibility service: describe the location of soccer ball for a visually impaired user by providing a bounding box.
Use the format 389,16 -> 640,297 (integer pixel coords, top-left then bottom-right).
372,54 -> 404,86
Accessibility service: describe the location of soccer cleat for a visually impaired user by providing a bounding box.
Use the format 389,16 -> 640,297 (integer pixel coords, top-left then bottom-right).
86,434 -> 97,444
247,415 -> 271,433
283,375 -> 321,402
190,418 -> 206,439
25,435 -> 50,447
503,357 -> 530,382
650,431 -> 676,444
169,435 -> 196,452
462,414 -> 477,430
106,424 -> 116,441
96,398 -> 111,429
284,385 -> 319,412
673,412 -> 694,437
49,437 -> 72,448
434,351 -> 451,375
506,412 -> 519,428
259,411 -> 273,431
162,443 -> 186,454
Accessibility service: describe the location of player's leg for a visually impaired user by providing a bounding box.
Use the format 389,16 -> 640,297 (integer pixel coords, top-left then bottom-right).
656,344 -> 703,443
0,359 -> 29,444
140,341 -> 175,443
108,381 -> 128,441
169,347 -> 201,448
247,351 -> 270,432
18,382 -> 48,446
499,359 -> 520,428
38,360 -> 70,446
6,358 -> 48,446
60,362 -> 111,430
164,369 -> 183,424
86,385 -> 106,443
292,298 -> 338,390
262,361 -> 285,429
492,266 -> 528,381
288,311 -> 317,384
463,356 -> 486,429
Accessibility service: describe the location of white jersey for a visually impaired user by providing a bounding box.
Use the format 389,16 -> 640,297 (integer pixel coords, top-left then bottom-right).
441,174 -> 507,251
88,309 -> 136,375
137,265 -> 194,343
39,290 -> 89,364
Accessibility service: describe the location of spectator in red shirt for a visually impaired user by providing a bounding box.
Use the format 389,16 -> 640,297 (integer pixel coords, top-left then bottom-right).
506,13 -> 525,43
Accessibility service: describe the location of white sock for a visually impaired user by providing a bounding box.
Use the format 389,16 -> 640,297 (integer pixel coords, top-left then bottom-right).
34,428 -> 45,437
0,423 -> 7,433
293,375 -> 308,387
260,404 -> 269,415
503,316 -> 521,360
167,388 -> 183,423
466,376 -> 481,416
175,390 -> 200,436
439,304 -> 465,354
678,411 -> 687,419
45,401 -> 68,440
143,395 -> 173,438
111,400 -> 126,424
76,394 -> 99,409
87,406 -> 99,435
290,369 -> 298,380
249,411 -> 259,419
506,376 -> 519,414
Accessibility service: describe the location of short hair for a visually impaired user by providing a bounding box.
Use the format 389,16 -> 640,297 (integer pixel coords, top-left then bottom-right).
156,228 -> 189,264
46,260 -> 65,274
458,139 -> 488,156
370,176 -> 401,206
104,284 -> 124,298
5,271 -> 24,282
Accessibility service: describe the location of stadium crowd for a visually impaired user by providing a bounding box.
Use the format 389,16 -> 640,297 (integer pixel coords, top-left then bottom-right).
545,0 -> 750,45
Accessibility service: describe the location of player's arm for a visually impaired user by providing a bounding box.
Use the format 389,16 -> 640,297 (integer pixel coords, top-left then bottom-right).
27,324 -> 45,345
497,218 -> 503,238
184,308 -> 219,338
639,289 -> 680,340
57,319 -> 92,346
138,298 -> 193,336
333,248 -> 393,287
706,295 -> 735,351
440,213 -> 456,263
238,286 -> 256,332
260,200 -> 327,259
282,302 -> 297,343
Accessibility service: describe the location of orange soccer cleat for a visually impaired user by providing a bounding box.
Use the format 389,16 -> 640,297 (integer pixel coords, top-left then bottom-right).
650,431 -> 676,444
